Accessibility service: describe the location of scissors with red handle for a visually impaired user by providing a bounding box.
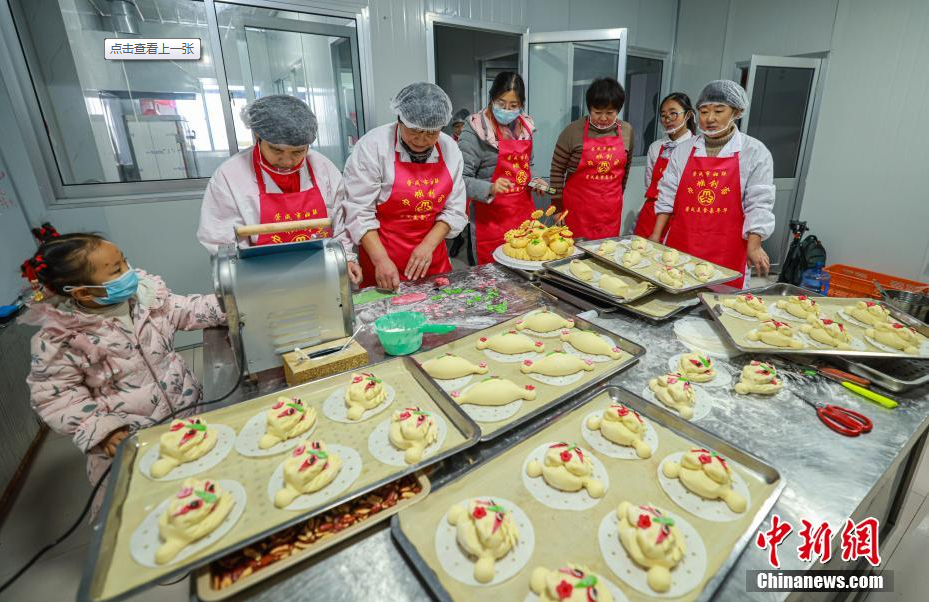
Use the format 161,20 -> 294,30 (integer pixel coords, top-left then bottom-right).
793,392 -> 873,437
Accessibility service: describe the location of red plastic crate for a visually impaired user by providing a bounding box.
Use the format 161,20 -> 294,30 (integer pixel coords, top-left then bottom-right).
824,264 -> 927,299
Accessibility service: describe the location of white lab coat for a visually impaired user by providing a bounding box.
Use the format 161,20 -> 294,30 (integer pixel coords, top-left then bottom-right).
655,130 -> 776,240
197,148 -> 355,259
644,130 -> 693,190
339,123 -> 469,246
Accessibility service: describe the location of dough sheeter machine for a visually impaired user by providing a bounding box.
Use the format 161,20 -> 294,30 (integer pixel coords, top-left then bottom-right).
212,218 -> 355,376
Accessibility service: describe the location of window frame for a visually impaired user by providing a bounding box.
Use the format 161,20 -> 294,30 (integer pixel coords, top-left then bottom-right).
623,46 -> 669,165
0,0 -> 374,206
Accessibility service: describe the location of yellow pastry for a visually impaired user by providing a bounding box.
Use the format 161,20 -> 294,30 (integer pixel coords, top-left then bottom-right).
421,353 -> 488,380
677,352 -> 716,383
156,478 -> 234,564
388,407 -> 438,464
801,315 -> 852,349
598,274 -> 630,297
597,240 -> 619,256
568,259 -> 594,281
847,300 -> 892,326
476,330 -> 545,354
867,321 -> 920,354
616,502 -> 686,593
722,293 -> 769,319
648,373 -> 695,419
586,404 -> 652,458
662,449 -> 746,512
516,309 -> 575,333
274,440 -> 342,508
526,442 -> 604,497
658,266 -> 684,288
447,499 -> 519,583
660,248 -> 680,266
692,261 -> 715,282
530,564 -> 614,602
344,372 -> 388,420
561,330 -> 622,359
629,237 -> 650,252
521,351 -> 595,376
151,418 -> 218,478
451,376 -> 537,406
734,361 -> 783,395
502,212 -> 575,262
259,396 -> 317,449
748,320 -> 803,348
776,295 -> 819,320
622,249 -> 643,267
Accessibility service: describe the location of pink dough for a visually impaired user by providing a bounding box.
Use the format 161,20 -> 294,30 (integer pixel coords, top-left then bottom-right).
391,292 -> 428,306
434,277 -> 450,287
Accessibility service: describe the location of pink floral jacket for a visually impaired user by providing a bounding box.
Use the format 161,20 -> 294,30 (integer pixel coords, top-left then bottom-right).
23,271 -> 225,485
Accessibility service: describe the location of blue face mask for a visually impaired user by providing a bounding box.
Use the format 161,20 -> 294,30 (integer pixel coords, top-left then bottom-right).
65,268 -> 139,305
492,106 -> 520,125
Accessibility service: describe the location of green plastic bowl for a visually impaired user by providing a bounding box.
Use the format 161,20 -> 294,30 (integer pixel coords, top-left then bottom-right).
373,311 -> 456,355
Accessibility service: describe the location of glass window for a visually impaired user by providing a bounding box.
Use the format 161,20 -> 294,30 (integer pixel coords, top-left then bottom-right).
214,3 -> 365,169
10,0 -> 228,184
624,54 -> 664,157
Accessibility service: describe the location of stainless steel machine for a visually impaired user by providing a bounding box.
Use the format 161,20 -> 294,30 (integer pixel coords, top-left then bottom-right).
212,233 -> 354,377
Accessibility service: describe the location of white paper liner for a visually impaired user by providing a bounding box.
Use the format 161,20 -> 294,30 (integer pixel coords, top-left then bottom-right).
656,452 -> 752,523
653,252 -> 691,267
435,497 -> 535,587
581,410 -> 660,460
431,374 -> 475,393
482,348 -> 545,363
522,573 -> 629,602
521,442 -> 609,511
562,333 -> 619,363
598,506 -> 707,598
322,383 -> 396,423
266,444 -> 362,511
796,330 -> 867,351
640,385 -> 712,422
526,371 -> 586,387
367,412 -> 449,467
666,353 -> 733,389
682,262 -> 721,283
139,424 -> 236,481
743,328 -> 804,350
130,479 -> 246,567
718,305 -> 766,322
235,410 -> 318,457
837,309 -> 879,329
673,317 -> 739,359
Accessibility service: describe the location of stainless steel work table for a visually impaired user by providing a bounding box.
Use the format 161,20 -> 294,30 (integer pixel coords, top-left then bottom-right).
198,265 -> 929,602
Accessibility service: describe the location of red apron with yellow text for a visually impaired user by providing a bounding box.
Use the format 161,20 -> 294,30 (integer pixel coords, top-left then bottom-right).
473,117 -> 535,265
664,147 -> 746,287
633,144 -> 670,238
562,119 -> 626,240
358,130 -> 453,288
253,147 -> 331,245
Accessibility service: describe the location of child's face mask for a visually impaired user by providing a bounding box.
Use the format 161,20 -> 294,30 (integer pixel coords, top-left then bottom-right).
65,268 -> 139,305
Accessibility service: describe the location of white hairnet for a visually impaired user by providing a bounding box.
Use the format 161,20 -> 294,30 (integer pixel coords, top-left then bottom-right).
451,108 -> 470,125
240,95 -> 317,146
697,80 -> 749,111
390,82 -> 453,131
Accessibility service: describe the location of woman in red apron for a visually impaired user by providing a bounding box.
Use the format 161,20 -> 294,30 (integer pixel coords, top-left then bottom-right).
634,92 -> 695,239
251,145 -> 330,245
650,80 -> 775,288
559,78 -> 631,240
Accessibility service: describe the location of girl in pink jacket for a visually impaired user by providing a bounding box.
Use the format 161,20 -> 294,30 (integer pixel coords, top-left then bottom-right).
22,230 -> 226,493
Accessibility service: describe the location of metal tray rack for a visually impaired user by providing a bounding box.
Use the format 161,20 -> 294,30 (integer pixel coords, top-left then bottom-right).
541,255 -> 658,304
391,385 -> 785,602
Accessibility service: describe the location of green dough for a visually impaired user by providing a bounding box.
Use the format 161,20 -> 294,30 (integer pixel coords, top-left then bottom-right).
430,295 -> 444,301
446,287 -> 462,294
353,290 -> 398,305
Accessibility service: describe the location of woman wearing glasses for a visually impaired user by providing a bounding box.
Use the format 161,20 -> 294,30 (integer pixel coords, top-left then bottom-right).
459,71 -> 547,264
340,82 -> 468,290
634,92 -> 695,238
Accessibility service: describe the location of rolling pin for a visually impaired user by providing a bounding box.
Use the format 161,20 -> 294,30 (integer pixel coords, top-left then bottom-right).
235,218 -> 332,238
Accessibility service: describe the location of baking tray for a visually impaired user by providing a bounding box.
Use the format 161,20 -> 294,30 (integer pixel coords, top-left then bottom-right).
541,255 -> 658,304
195,473 -> 430,600
537,269 -> 699,323
414,309 -> 645,442
826,356 -> 929,393
577,235 -> 742,293
532,280 -> 619,314
78,356 -> 480,602
391,385 -> 785,602
699,285 -> 929,359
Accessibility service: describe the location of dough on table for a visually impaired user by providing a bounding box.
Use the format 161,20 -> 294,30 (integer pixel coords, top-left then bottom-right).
847,301 -> 892,326
629,237 -> 651,252
344,371 -> 389,420
867,321 -> 920,354
561,329 -> 622,359
421,353 -> 488,380
259,396 -> 317,449
451,376 -> 536,406
662,448 -> 747,513
598,240 -> 619,256
388,407 -> 438,464
658,266 -> 684,288
586,404 -> 652,458
734,360 -> 783,395
648,373 -> 696,419
748,320 -> 803,348
156,477 -> 234,564
660,248 -> 680,266
616,502 -> 686,593
676,352 -> 716,383
274,441 -> 342,508
568,259 -> 595,281
622,249 -> 643,267
693,261 -> 715,282
526,442 -> 604,497
776,295 -> 819,320
530,564 -> 614,602
447,498 -> 519,583
722,293 -> 769,319
521,351 -> 595,376
476,330 -> 545,354
516,309 -> 575,333
801,316 -> 852,349
599,274 -> 631,297
151,418 -> 218,478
